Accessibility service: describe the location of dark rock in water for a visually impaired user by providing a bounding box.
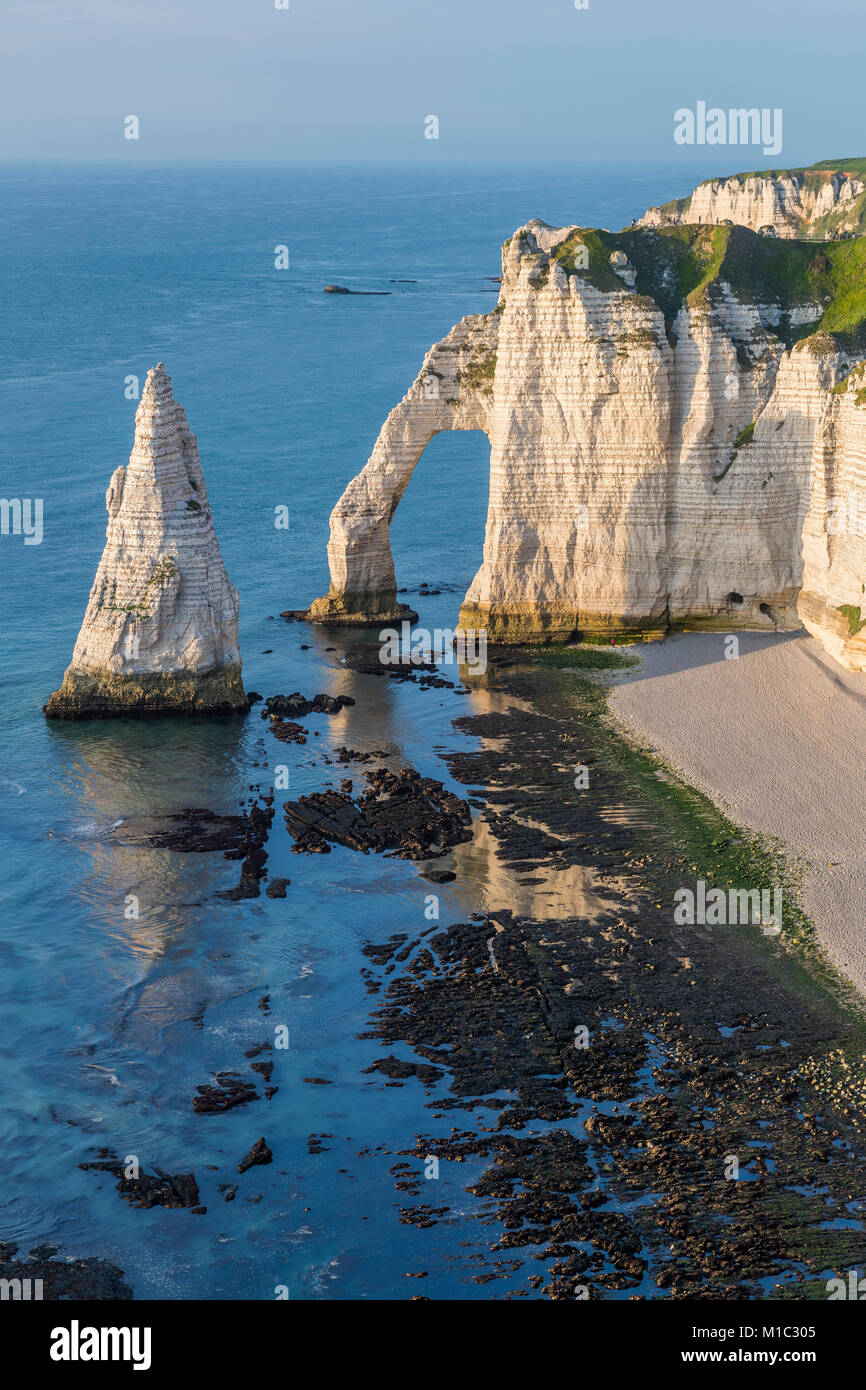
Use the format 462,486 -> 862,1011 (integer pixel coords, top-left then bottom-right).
402,581 -> 463,596
280,610 -> 310,622
218,795 -> 275,900
363,1054 -> 444,1086
268,716 -> 307,745
238,1137 -> 273,1173
0,1241 -> 132,1300
284,765 -> 472,859
266,877 -> 291,898
79,1151 -> 200,1209
324,284 -> 391,296
193,1073 -> 259,1113
114,793 -> 255,896
422,868 -> 456,884
334,745 -> 388,764
302,1076 -> 333,1085
246,691 -> 263,703
266,691 -> 355,718
110,808 -> 246,854
343,645 -> 450,687
218,878 -> 261,901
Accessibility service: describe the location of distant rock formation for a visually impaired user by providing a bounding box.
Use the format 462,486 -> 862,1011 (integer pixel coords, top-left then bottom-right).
639,161 -> 866,240
311,212 -> 866,671
324,284 -> 391,296
46,364 -> 247,718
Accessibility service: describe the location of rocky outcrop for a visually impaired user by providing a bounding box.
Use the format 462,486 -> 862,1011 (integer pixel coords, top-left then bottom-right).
311,218 -> 866,669
309,312 -> 498,626
640,164 -> 866,240
797,361 -> 866,669
46,364 -> 247,717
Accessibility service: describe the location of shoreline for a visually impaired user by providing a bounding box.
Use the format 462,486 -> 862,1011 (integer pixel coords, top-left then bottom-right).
9,626 -> 866,1299
378,652 -> 866,1297
608,631 -> 866,999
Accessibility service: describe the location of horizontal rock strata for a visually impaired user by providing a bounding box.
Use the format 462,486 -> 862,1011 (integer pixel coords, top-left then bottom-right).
312,212 -> 866,669
640,163 -> 866,240
46,364 -> 247,718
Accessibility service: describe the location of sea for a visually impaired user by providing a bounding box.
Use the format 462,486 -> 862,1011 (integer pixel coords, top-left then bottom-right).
0,161 -> 702,1298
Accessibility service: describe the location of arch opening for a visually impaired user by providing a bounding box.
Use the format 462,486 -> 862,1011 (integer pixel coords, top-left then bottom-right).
389,429 -> 491,621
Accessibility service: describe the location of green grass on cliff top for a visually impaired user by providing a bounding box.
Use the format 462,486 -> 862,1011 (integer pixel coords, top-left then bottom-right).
709,157 -> 866,182
652,159 -> 866,196
550,223 -> 866,352
648,160 -> 866,233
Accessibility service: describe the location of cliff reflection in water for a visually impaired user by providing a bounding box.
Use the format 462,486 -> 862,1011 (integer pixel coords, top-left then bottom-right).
47,715 -> 252,963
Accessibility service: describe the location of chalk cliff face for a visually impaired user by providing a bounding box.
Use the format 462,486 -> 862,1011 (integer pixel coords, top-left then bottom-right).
46,364 -> 247,717
640,166 -> 866,240
312,219 -> 866,670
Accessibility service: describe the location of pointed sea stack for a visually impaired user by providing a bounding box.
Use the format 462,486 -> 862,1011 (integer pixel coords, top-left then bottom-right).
45,364 -> 248,719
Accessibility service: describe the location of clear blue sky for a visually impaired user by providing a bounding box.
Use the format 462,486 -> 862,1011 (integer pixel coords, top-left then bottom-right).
1,0 -> 862,166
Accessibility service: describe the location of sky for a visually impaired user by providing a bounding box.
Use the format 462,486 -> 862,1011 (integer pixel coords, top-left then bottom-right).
0,0 -> 863,167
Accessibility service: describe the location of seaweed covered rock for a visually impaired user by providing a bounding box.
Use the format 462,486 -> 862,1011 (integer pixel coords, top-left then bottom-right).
284,766 -> 472,859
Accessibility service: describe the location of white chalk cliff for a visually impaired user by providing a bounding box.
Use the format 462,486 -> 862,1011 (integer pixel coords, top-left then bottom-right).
640,164 -> 866,240
46,364 -> 247,717
311,213 -> 866,671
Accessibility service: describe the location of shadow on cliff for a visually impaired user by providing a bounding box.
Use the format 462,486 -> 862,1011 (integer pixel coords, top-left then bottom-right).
610,392 -> 819,686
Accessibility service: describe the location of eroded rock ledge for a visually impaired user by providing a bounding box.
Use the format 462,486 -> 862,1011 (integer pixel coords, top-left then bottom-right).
640,159 -> 866,240
311,210 -> 866,669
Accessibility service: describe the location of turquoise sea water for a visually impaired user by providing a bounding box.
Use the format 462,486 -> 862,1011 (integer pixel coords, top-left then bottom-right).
0,162 -> 698,1298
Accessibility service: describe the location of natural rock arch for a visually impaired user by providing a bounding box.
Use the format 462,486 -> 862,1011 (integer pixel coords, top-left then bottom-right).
310,217 -> 866,664
309,313 -> 499,627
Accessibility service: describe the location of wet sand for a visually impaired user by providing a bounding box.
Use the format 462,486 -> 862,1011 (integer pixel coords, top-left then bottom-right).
609,631 -> 866,996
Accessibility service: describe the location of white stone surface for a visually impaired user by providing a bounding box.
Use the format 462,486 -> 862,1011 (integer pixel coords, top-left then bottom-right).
640,170 -> 865,238
314,223 -> 866,665
48,364 -> 245,713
